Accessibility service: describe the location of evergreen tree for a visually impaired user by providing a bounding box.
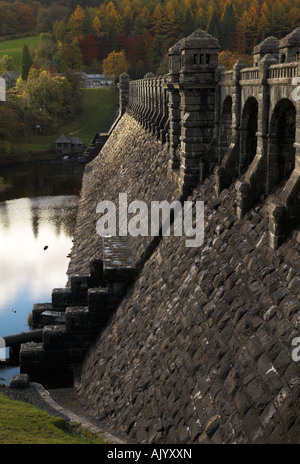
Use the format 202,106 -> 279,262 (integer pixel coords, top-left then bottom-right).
220,3 -> 235,50
82,8 -> 93,35
152,35 -> 165,72
180,7 -> 194,38
20,44 -> 33,81
194,9 -> 208,31
208,10 -> 221,41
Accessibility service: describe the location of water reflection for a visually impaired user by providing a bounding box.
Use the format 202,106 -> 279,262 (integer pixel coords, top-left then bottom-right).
0,162 -> 84,202
0,196 -> 77,315
0,162 -> 83,384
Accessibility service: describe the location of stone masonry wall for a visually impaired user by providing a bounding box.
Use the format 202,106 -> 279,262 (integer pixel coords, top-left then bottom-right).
72,112 -> 300,444
67,112 -> 180,281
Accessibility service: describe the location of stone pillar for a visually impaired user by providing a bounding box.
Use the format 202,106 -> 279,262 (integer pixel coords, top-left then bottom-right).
153,76 -> 163,138
214,64 -> 226,149
231,60 -> 246,144
178,30 -> 220,193
147,77 -> 154,130
215,60 -> 246,195
167,38 -> 185,170
119,72 -> 130,115
150,77 -> 158,133
268,84 -> 300,249
137,79 -> 143,123
236,54 -> 276,218
141,73 -> 155,128
160,76 -> 169,143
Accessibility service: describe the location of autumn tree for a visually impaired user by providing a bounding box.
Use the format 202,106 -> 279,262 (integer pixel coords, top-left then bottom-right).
53,19 -> 67,42
92,16 -> 102,37
103,50 -> 129,80
241,0 -> 261,49
14,68 -> 82,133
103,1 -> 122,37
79,34 -> 99,64
68,5 -> 85,42
0,105 -> 23,142
0,55 -> 13,73
17,4 -> 35,32
35,8 -> 53,33
233,22 -> 247,55
94,34 -> 111,62
61,41 -> 83,70
34,38 -> 57,70
219,49 -> 252,69
150,4 -> 166,36
21,0 -> 300,74
163,0 -> 181,42
122,4 -> 134,34
133,7 -> 150,35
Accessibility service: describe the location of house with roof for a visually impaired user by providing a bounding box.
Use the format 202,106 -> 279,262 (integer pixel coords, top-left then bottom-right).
1,71 -> 20,89
55,134 -> 85,156
81,73 -> 115,88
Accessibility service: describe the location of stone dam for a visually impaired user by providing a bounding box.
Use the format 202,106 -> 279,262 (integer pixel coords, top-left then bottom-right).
8,27 -> 300,444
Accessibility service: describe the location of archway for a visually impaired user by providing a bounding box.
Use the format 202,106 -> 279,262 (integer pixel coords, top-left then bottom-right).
268,98 -> 296,191
240,97 -> 258,173
219,95 -> 232,159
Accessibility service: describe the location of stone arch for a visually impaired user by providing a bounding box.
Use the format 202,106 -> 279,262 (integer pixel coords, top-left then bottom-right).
240,96 -> 258,173
268,98 -> 296,191
219,95 -> 232,159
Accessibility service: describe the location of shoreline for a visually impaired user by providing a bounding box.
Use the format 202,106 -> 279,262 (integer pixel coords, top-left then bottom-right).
0,176 -> 12,193
0,151 -> 58,166
0,156 -> 83,167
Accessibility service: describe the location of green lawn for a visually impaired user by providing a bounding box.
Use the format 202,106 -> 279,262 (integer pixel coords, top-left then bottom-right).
58,87 -> 119,146
0,393 -> 105,444
0,35 -> 40,72
12,87 -> 119,160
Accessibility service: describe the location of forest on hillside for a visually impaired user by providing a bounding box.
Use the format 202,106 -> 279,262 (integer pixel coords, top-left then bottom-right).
0,0 -> 299,77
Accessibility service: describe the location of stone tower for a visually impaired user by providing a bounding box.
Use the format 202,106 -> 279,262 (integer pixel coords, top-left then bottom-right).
168,29 -> 220,193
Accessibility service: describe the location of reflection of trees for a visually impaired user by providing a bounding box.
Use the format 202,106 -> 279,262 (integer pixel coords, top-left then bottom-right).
28,202 -> 78,239
0,202 -> 9,230
31,208 -> 39,239
0,163 -> 84,201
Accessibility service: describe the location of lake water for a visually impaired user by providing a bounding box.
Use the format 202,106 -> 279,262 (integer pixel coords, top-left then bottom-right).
0,161 -> 84,384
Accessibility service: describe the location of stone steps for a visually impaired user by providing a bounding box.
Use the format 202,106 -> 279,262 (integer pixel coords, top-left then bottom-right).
18,237 -> 137,388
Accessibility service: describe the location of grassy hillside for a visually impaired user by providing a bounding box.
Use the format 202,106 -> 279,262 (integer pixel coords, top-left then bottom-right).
0,393 -> 105,444
59,87 -> 119,146
0,36 -> 40,72
11,87 -> 119,161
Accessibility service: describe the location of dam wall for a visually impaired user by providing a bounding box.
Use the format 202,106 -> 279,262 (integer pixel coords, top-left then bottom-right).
15,27 -> 300,444
72,110 -> 300,443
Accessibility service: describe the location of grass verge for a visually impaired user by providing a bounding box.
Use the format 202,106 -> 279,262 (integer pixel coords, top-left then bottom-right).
0,392 -> 106,444
0,35 -> 41,71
